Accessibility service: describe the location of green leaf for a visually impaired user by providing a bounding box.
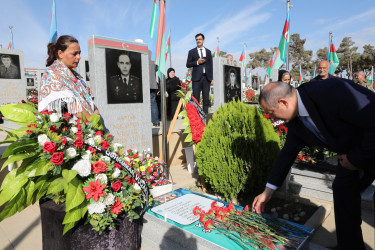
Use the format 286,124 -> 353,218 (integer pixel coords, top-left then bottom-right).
2,139 -> 39,158
63,222 -> 78,235
0,103 -> 36,126
183,126 -> 191,134
0,169 -> 16,191
47,177 -> 65,194
34,161 -> 51,176
89,114 -> 104,131
0,173 -> 28,207
65,177 -> 84,212
178,110 -> 187,118
25,181 -> 36,206
1,153 -> 37,172
34,175 -> 50,201
184,133 -> 193,143
182,117 -> 190,126
0,189 -> 26,221
62,206 -> 82,224
62,169 -> 77,184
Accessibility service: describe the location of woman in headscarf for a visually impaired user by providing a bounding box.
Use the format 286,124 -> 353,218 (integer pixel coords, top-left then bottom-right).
278,69 -> 291,85
39,35 -> 99,120
166,68 -> 181,120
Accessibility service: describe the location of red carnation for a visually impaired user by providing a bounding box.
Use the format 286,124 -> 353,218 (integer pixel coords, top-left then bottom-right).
21,100 -> 26,103
96,131 -> 104,137
76,124 -> 81,131
114,163 -> 122,169
27,124 -> 37,128
82,179 -> 106,202
40,110 -> 49,115
43,142 -> 57,154
111,180 -> 122,192
110,198 -> 123,215
186,103 -> 205,144
107,134 -> 113,138
62,112 -> 71,119
76,118 -> 82,123
76,131 -> 84,138
60,137 -> 67,146
193,206 -> 202,216
26,130 -> 33,135
92,160 -> 107,174
50,152 -> 64,165
101,140 -> 110,150
86,146 -> 97,155
204,220 -> 213,230
74,137 -> 84,149
125,177 -> 136,185
49,125 -> 57,132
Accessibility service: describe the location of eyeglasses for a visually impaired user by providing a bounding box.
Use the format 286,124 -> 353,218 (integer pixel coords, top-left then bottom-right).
195,38 -> 203,41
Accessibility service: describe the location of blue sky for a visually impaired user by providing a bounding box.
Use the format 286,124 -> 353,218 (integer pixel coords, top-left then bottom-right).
1,0 -> 375,79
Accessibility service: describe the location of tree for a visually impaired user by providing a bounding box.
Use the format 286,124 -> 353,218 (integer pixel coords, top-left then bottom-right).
248,48 -> 273,69
315,47 -> 328,64
288,33 -> 313,80
337,37 -> 359,79
358,44 -> 375,74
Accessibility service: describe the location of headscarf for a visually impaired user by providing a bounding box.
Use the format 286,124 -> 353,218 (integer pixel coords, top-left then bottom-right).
167,68 -> 175,79
38,60 -> 94,116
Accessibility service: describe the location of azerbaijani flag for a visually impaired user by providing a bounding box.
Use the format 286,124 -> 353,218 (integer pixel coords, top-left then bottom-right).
266,8 -> 291,79
7,29 -> 14,49
239,47 -> 246,79
264,74 -> 269,86
155,0 -> 167,76
313,65 -> 317,78
299,64 -> 304,83
49,0 -> 58,43
149,0 -> 158,38
328,38 -> 339,74
213,44 -> 219,58
246,68 -> 252,86
368,66 -> 374,84
165,28 -> 171,61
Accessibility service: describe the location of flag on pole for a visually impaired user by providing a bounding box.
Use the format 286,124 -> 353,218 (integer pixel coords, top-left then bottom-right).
239,47 -> 246,80
149,0 -> 158,38
7,29 -> 14,49
49,0 -> 58,42
299,64 -> 304,83
213,44 -> 219,58
328,38 -> 340,74
313,65 -> 317,78
264,74 -> 269,86
246,68 -> 252,86
368,66 -> 374,84
165,28 -> 171,61
154,0 -> 167,76
266,8 -> 291,79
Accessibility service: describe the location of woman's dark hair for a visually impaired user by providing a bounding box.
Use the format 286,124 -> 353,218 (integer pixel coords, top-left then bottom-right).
278,69 -> 290,82
167,68 -> 175,76
46,35 -> 79,67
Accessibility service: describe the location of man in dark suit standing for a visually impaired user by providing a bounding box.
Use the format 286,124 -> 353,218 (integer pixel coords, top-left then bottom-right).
252,79 -> 375,250
108,52 -> 142,104
186,33 -> 213,114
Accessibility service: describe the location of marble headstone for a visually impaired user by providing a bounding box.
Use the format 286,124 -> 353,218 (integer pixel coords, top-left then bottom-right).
212,57 -> 243,112
87,35 -> 152,151
78,56 -> 90,83
0,49 -> 26,105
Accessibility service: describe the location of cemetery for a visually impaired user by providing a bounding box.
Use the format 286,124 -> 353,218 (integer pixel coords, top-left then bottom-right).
0,1 -> 374,250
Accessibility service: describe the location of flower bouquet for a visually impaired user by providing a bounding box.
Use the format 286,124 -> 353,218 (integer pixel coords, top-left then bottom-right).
0,103 -> 166,235
242,86 -> 258,103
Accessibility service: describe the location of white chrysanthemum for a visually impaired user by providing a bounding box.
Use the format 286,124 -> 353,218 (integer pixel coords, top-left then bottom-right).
113,143 -> 122,152
124,157 -> 130,162
103,193 -> 115,206
134,149 -> 138,154
146,154 -> 150,158
85,138 -> 95,146
155,156 -> 159,161
87,202 -> 106,214
134,183 -> 141,190
71,127 -> 78,133
66,147 -> 77,158
96,173 -> 108,184
72,159 -> 91,177
69,118 -> 77,125
147,148 -> 151,152
94,135 -> 102,143
50,113 -> 60,122
101,156 -> 111,163
87,130 -> 95,138
37,134 -> 50,146
113,168 -> 121,178
82,150 -> 92,160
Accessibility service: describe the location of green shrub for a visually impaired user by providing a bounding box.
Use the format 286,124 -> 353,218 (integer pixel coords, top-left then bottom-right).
196,101 -> 280,201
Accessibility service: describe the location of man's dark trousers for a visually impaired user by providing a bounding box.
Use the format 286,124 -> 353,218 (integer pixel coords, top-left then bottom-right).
192,74 -> 210,114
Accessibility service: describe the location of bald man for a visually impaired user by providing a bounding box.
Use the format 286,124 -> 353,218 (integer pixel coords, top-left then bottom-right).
253,80 -> 375,249
310,60 -> 335,82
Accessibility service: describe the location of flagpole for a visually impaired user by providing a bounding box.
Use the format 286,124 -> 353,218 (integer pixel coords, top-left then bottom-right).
327,31 -> 332,61
286,0 -> 292,71
169,28 -> 172,68
8,26 -> 13,49
242,42 -> 247,83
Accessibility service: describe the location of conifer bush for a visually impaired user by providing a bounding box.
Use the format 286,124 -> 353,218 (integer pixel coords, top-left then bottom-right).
196,101 -> 280,201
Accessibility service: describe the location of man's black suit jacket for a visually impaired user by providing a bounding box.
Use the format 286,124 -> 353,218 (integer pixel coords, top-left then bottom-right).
268,78 -> 375,187
186,47 -> 213,82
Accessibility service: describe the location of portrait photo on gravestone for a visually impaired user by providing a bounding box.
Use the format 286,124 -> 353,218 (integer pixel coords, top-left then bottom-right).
0,53 -> 21,79
105,48 -> 143,104
85,60 -> 90,81
224,65 -> 241,102
26,77 -> 34,86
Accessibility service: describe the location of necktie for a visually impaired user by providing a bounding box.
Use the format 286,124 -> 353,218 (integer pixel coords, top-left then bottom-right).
299,116 -> 327,144
200,49 -> 203,58
200,49 -> 205,73
123,78 -> 127,85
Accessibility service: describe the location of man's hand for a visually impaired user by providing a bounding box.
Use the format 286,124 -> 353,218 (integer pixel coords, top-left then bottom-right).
337,154 -> 357,170
198,58 -> 206,64
252,187 -> 274,214
211,80 -> 214,85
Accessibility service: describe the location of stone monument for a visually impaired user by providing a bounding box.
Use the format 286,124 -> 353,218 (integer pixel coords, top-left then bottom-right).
87,35 -> 152,151
0,48 -> 26,105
